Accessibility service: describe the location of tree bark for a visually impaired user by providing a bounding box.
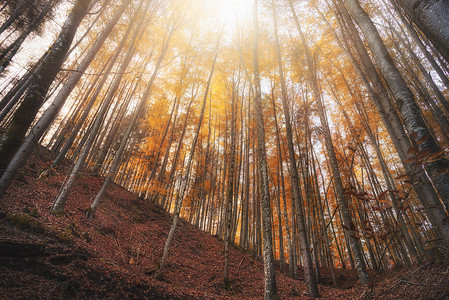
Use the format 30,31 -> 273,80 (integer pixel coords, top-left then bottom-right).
154,40 -> 219,278
344,0 -> 449,212
395,0 -> 449,63
274,1 -> 319,296
253,1 -> 278,298
0,0 -> 131,197
0,0 -> 91,177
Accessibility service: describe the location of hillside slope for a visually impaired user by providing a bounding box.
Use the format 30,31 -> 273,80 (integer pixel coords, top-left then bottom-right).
0,146 -> 448,299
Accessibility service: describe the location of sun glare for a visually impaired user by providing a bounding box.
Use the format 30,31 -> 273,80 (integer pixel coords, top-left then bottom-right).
198,0 -> 253,34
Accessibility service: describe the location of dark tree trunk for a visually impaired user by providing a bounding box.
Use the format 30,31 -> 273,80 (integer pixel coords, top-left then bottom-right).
0,0 -> 91,176
395,0 -> 449,63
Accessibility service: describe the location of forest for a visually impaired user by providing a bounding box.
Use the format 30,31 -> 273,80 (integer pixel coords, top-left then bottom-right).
0,0 -> 449,299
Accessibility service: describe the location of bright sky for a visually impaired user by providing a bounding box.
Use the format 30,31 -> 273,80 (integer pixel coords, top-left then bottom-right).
2,2 -> 70,84
197,0 -> 254,34
1,0 -> 256,97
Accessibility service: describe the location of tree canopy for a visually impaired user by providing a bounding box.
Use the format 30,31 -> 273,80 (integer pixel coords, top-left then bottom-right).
1,0 -> 449,297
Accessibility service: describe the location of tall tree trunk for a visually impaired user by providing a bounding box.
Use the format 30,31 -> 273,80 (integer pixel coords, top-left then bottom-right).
289,0 -> 369,285
253,1 -> 278,298
395,0 -> 449,63
0,0 -> 131,197
343,0 -> 449,213
273,1 -> 319,296
0,0 -> 91,177
224,81 -> 237,287
154,40 -> 219,278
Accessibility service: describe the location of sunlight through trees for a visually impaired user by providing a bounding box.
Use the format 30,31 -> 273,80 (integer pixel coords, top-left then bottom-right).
1,0 -> 449,298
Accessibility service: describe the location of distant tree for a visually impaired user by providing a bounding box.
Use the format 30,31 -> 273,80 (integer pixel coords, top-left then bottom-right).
154,39 -> 219,279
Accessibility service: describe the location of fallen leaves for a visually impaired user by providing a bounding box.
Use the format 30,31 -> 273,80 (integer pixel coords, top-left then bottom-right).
0,146 -> 448,299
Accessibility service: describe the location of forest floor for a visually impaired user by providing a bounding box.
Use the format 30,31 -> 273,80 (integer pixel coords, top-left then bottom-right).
1,146 -> 448,299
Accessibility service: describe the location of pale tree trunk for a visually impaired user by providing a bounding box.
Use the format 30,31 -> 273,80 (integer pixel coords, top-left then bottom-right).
344,0 -> 449,212
224,82 -> 237,287
218,114 -> 228,239
253,0 -> 278,298
196,102 -> 212,228
269,89 -> 286,273
240,96 -> 251,250
270,94 -> 293,275
86,25 -> 173,218
154,41 -> 219,278
289,0 -> 369,286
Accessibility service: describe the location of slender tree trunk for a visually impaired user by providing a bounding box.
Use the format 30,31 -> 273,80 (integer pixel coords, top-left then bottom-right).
273,1 -> 319,296
154,40 -> 219,278
253,1 -> 278,298
224,82 -> 237,287
50,0 -> 150,213
86,25 -> 173,218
